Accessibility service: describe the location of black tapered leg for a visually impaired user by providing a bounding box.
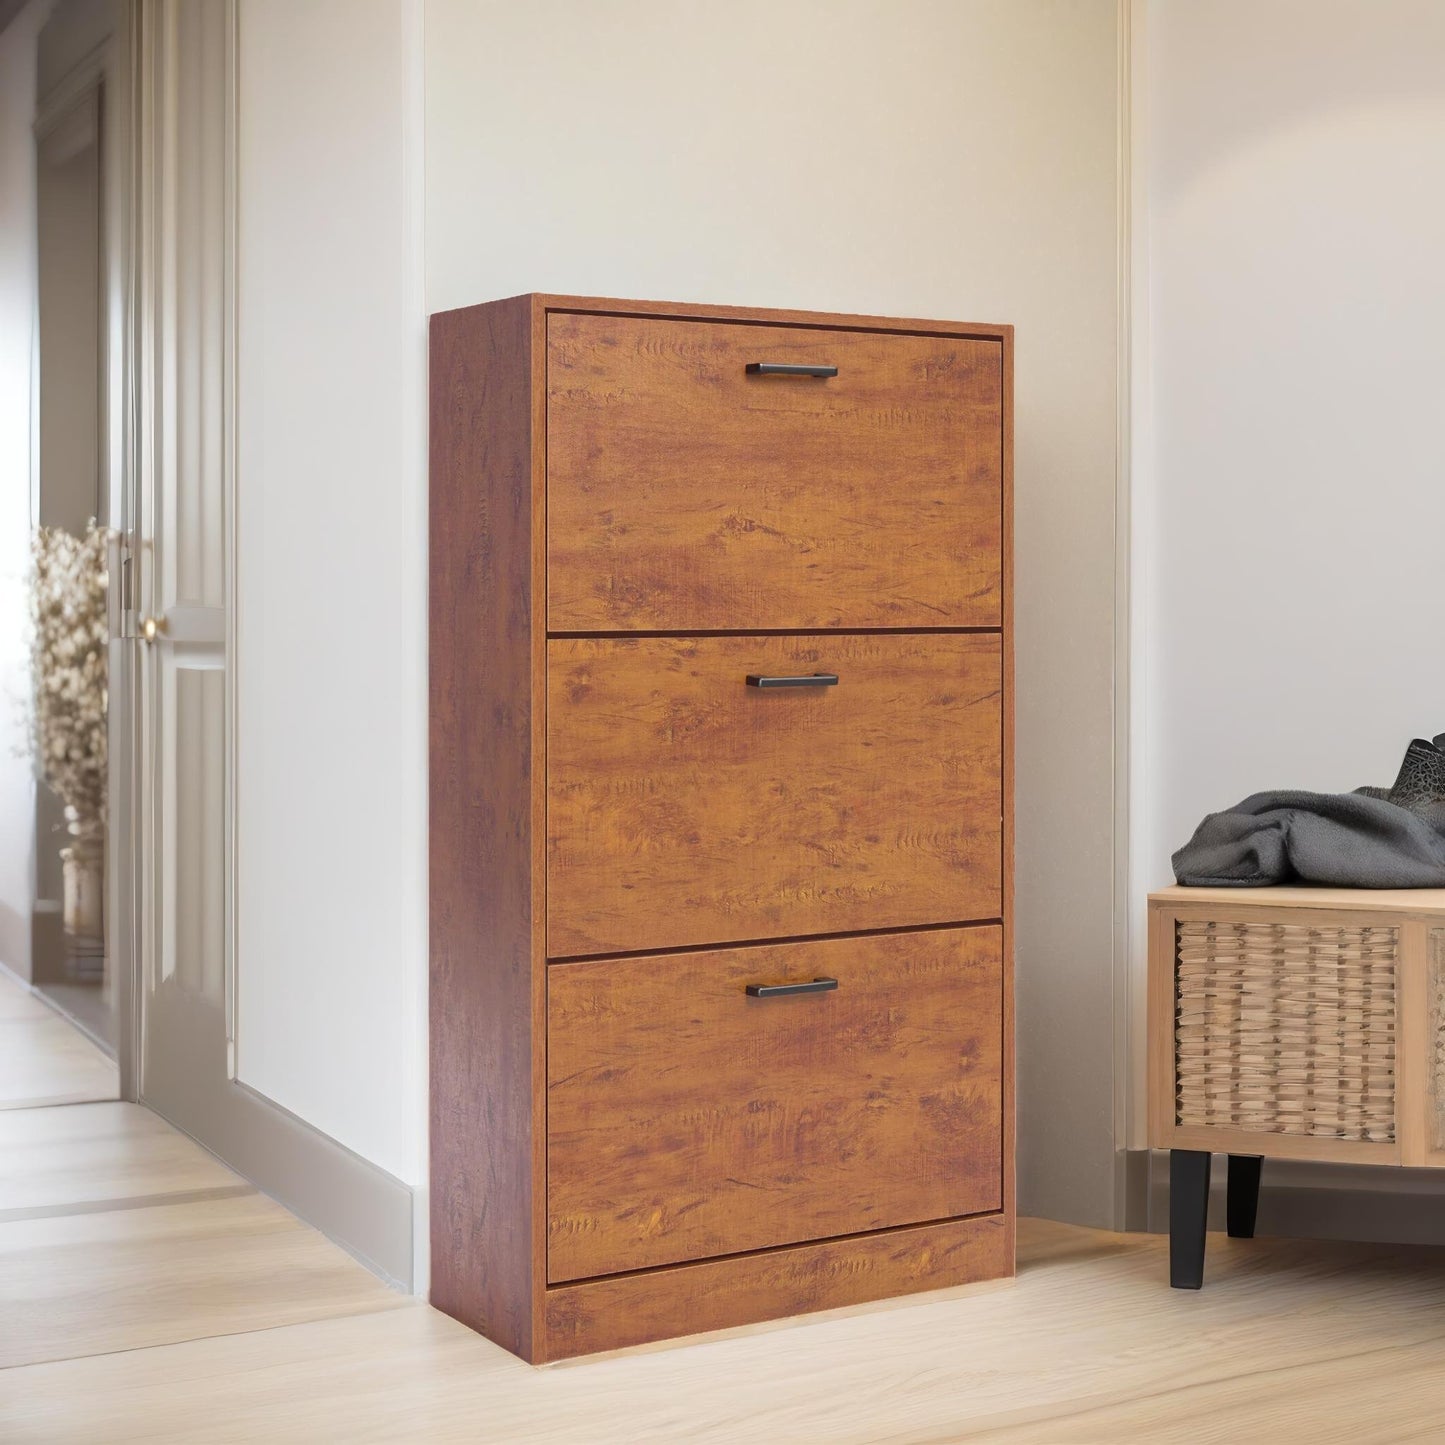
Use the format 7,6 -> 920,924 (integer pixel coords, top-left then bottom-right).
1227,1154 -> 1263,1239
1169,1148 -> 1211,1289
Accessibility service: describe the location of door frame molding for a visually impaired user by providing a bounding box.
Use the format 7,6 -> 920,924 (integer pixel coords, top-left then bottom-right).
220,0 -> 240,1077
111,0 -> 415,1288
108,0 -> 140,1097
115,0 -> 240,1097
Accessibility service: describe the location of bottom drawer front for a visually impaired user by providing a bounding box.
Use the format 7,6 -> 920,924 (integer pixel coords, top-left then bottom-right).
546,927 -> 1003,1283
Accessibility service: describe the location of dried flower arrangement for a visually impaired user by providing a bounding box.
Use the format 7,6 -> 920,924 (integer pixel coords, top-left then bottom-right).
28,521 -> 110,838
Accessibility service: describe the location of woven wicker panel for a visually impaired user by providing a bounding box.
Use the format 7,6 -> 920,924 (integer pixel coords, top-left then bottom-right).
1175,919 -> 1397,1142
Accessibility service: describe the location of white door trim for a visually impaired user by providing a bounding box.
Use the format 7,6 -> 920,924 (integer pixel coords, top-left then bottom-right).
109,0 -> 141,1098
125,0 -> 234,1111
114,0 -> 413,1288
221,0 -> 239,1074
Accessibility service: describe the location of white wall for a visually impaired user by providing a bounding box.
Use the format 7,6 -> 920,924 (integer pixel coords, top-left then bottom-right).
428,0 -> 1123,1224
1137,2 -> 1445,953
8,0 -> 1124,1240
235,0 -> 427,1185
0,1 -> 47,982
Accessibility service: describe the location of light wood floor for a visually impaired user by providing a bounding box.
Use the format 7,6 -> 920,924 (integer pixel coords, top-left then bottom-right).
0,972 -> 117,1109
6,1007 -> 1445,1439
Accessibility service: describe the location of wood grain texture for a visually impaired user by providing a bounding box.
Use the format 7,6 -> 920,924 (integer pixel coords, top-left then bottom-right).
25,1218 -> 1445,1442
0,1101 -> 239,1215
1166,1123 -> 1399,1164
1398,920 -> 1433,1166
547,633 -> 1003,957
999,326 -> 1016,1232
547,928 -> 1003,1281
0,1191 -> 408,1369
428,296 -> 545,1358
1147,902 -> 1175,1151
539,292 -> 1013,340
543,1212 -> 1011,1360
426,295 -> 1013,1361
0,1011 -> 118,1109
547,313 -> 1003,631
0,1084 -> 406,1372
1151,884 -> 1445,915
1401,922 -> 1445,1168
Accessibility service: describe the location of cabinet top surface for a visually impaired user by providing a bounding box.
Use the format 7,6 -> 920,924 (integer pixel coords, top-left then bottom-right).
1151,884 -> 1445,915
430,292 -> 1013,340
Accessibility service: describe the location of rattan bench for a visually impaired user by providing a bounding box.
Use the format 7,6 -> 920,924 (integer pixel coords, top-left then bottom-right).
1148,885 -> 1445,1287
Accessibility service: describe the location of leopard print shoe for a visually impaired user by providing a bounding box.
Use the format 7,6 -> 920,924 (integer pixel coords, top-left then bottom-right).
1387,738 -> 1445,810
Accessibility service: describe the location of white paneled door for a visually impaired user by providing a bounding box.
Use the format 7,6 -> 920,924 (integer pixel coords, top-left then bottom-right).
126,0 -> 236,1131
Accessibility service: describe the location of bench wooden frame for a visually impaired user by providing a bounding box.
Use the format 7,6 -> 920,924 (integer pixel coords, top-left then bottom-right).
1148,885 -> 1445,1286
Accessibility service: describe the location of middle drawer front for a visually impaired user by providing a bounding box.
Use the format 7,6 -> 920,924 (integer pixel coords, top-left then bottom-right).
546,633 -> 1003,959
547,927 -> 1004,1282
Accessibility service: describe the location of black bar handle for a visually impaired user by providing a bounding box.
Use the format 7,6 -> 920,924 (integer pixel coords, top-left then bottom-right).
745,977 -> 839,999
746,673 -> 839,689
745,362 -> 838,378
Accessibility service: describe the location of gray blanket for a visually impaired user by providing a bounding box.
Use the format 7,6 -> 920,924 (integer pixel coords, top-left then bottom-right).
1172,790 -> 1445,888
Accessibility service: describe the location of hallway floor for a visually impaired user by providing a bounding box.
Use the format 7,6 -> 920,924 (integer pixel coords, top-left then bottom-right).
0,972 -> 116,1109
6,1008 -> 1445,1440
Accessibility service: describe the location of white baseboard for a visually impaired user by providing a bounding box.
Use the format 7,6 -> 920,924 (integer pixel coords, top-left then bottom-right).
1139,1148 -> 1445,1249
149,1081 -> 417,1290
8,950 -> 416,1287
0,956 -> 32,990
1118,1146 -> 1151,1231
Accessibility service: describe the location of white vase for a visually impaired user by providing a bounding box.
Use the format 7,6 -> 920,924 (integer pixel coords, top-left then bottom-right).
60,832 -> 105,981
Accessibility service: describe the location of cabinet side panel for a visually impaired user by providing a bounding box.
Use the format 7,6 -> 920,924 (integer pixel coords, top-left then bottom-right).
1000,327 -> 1015,1232
429,297 -> 538,1358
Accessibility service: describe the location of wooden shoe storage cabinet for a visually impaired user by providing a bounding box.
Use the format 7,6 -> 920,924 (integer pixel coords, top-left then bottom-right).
429,295 -> 1014,1362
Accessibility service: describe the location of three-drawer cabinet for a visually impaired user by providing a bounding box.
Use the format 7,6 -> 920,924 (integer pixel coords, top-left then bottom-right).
429,295 -> 1014,1362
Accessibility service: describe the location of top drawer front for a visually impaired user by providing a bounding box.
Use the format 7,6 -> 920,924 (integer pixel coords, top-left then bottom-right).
547,312 -> 1004,632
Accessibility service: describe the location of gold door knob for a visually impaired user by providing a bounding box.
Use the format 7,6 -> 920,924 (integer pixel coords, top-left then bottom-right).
140,615 -> 164,642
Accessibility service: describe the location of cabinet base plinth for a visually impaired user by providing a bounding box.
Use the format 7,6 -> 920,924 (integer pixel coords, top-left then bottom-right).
536,1213 -> 1013,1363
